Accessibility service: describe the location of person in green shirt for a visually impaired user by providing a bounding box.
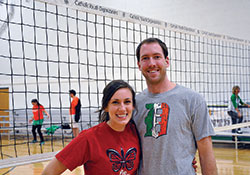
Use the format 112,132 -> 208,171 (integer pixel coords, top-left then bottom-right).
228,86 -> 250,134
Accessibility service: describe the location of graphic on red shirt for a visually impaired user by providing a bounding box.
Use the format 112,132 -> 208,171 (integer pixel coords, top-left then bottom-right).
32,105 -> 45,120
106,147 -> 137,173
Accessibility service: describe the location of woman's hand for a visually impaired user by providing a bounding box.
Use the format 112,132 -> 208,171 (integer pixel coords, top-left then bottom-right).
192,157 -> 197,172
237,111 -> 242,117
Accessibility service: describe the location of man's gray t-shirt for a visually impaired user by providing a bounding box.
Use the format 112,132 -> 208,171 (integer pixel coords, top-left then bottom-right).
134,85 -> 215,175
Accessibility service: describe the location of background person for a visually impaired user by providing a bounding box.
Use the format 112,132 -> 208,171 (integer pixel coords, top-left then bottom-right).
69,89 -> 80,137
228,85 -> 250,134
42,80 -> 141,175
29,99 -> 50,145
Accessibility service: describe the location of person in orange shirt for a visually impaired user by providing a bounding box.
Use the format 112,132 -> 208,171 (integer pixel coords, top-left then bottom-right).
69,89 -> 80,137
29,99 -> 50,145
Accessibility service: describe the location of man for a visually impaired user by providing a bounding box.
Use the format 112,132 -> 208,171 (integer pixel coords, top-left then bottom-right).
134,38 -> 218,175
69,89 -> 80,137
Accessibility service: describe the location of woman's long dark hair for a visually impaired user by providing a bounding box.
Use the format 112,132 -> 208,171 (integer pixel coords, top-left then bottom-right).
31,99 -> 41,107
98,80 -> 136,122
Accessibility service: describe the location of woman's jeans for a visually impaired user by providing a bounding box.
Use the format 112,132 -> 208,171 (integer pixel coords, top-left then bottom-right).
227,111 -> 243,133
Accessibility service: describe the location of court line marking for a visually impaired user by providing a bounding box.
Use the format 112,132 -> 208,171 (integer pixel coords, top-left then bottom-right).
0,151 -> 58,169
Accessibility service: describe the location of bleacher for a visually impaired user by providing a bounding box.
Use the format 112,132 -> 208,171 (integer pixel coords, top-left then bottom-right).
0,109 -> 99,139
213,122 -> 250,149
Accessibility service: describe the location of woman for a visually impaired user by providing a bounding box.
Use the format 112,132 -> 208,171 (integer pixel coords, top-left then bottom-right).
228,85 -> 250,134
42,80 -> 141,175
29,99 -> 50,145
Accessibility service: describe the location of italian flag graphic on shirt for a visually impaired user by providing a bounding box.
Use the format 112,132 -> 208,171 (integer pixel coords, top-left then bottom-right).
144,103 -> 170,138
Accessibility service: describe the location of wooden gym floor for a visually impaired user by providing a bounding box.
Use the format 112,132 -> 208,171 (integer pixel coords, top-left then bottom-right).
0,140 -> 250,175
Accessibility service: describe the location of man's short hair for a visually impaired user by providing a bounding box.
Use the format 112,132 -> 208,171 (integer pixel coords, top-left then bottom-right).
136,38 -> 168,62
69,89 -> 76,96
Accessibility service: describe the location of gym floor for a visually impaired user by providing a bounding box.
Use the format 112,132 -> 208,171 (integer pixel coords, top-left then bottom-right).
0,142 -> 250,175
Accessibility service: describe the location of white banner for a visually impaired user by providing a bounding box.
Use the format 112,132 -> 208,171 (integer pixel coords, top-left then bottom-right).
36,0 -> 250,45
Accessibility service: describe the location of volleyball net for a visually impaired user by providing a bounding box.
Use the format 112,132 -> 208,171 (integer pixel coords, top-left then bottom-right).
0,0 -> 250,164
